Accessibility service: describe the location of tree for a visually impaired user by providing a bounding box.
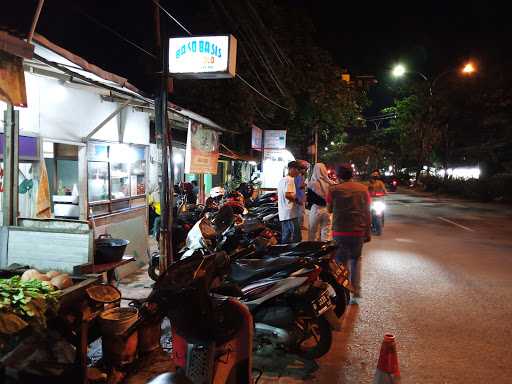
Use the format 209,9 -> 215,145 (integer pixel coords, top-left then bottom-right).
382,88 -> 441,181
171,0 -> 367,156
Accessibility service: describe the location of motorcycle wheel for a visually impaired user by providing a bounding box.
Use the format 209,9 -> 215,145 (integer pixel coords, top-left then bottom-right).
333,283 -> 349,317
295,316 -> 332,359
148,263 -> 160,281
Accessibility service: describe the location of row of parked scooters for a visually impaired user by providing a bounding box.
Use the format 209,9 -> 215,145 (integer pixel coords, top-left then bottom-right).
138,189 -> 353,383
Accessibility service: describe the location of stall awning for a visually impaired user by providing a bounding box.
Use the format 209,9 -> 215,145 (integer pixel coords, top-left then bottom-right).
27,33 -> 238,135
219,144 -> 258,162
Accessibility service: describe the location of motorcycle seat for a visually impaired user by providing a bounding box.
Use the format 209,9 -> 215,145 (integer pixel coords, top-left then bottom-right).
269,241 -> 328,253
230,256 -> 301,284
241,222 -> 266,234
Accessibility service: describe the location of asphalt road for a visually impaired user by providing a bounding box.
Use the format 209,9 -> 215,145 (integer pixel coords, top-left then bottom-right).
256,190 -> 512,383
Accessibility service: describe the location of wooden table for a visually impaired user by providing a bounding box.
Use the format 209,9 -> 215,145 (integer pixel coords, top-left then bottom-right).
74,256 -> 135,285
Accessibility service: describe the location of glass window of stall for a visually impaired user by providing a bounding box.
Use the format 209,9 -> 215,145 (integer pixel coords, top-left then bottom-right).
87,142 -> 147,217
1,134 -> 40,220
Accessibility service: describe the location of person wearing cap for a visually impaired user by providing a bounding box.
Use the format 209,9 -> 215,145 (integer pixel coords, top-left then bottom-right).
327,163 -> 371,304
277,161 -> 301,243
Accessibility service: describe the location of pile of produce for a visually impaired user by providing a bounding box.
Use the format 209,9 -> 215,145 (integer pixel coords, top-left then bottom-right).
20,269 -> 73,290
0,275 -> 60,336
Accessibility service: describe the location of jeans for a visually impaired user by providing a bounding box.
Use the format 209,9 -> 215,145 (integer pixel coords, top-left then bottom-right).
281,218 -> 300,243
334,236 -> 364,296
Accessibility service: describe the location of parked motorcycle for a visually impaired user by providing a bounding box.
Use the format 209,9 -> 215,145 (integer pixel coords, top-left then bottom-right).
137,251 -> 255,384
148,203 -> 207,281
182,210 -> 350,319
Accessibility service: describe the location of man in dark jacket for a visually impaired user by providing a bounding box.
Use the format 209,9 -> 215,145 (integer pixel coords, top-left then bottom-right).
327,163 -> 371,304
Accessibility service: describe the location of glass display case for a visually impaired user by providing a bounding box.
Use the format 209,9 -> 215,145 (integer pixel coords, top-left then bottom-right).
130,146 -> 146,196
88,162 -> 109,202
110,161 -> 130,199
87,142 -> 147,216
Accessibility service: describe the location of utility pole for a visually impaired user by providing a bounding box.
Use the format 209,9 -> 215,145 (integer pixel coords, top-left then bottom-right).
154,1 -> 174,271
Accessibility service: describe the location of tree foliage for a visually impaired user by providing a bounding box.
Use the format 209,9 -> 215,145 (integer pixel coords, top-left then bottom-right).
171,0 -> 367,157
363,64 -> 512,177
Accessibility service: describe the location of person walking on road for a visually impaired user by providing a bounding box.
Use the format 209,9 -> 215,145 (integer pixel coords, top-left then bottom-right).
308,163 -> 335,241
278,161 -> 301,243
327,163 -> 372,304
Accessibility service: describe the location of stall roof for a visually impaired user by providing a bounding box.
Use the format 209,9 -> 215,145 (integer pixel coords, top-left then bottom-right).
219,144 -> 258,162
28,33 -> 237,134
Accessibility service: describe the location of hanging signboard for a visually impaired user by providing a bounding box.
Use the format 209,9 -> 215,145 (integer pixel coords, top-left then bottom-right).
0,50 -> 27,107
251,124 -> 263,150
261,149 -> 295,188
264,130 -> 286,149
185,121 -> 220,174
169,35 -> 237,79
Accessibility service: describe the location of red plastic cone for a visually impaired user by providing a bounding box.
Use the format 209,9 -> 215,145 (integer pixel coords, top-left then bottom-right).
373,334 -> 401,384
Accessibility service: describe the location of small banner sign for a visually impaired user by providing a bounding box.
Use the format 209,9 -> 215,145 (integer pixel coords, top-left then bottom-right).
251,124 -> 263,150
185,121 -> 220,174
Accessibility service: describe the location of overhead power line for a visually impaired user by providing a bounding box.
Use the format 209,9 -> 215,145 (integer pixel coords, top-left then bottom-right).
150,0 -> 192,36
236,74 -> 289,111
153,0 -> 289,111
77,7 -> 157,59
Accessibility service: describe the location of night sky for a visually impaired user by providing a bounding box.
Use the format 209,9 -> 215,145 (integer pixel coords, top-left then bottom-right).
2,1 -> 510,114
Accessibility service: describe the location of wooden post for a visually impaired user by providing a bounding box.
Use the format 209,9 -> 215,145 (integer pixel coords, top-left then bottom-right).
2,105 -> 19,226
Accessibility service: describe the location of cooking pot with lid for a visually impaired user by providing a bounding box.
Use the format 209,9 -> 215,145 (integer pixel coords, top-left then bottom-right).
94,234 -> 130,264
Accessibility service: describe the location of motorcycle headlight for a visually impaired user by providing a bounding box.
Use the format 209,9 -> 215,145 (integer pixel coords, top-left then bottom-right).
372,201 -> 386,215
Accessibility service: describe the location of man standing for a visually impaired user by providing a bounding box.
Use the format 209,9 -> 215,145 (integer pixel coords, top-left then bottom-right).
327,163 -> 371,304
278,161 -> 301,243
294,160 -> 309,241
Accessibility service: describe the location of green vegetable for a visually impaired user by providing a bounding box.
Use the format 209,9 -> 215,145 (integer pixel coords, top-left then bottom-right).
0,276 -> 60,334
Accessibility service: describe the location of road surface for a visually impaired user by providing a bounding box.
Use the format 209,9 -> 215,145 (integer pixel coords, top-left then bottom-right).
256,190 -> 512,383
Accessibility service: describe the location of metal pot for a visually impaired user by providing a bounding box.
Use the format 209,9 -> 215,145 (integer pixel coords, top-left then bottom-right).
94,234 -> 130,264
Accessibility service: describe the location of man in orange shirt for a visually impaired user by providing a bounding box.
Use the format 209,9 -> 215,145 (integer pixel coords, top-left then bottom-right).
327,163 -> 371,304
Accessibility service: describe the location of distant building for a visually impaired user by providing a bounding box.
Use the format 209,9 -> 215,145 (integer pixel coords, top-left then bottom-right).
341,70 -> 378,89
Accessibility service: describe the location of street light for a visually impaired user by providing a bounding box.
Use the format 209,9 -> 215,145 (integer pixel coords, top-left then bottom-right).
392,64 -> 406,77
391,61 -> 477,95
462,62 -> 476,74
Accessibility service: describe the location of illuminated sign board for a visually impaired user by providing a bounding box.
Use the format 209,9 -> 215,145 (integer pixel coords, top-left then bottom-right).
169,35 -> 237,79
264,130 -> 286,149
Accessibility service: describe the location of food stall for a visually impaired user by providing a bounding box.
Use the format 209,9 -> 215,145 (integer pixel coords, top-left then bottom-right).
1,33 -> 238,272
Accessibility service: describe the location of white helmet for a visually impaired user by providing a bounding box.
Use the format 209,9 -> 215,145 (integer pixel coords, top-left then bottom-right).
210,186 -> 225,198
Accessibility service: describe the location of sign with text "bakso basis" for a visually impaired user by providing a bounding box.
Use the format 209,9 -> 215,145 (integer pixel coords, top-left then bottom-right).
169,35 -> 237,79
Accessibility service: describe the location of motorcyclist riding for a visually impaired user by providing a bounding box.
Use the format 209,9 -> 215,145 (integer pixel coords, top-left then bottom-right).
368,170 -> 387,195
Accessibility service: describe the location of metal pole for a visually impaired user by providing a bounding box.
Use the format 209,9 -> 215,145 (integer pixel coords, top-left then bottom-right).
28,0 -> 45,43
2,105 -> 19,226
154,1 -> 173,271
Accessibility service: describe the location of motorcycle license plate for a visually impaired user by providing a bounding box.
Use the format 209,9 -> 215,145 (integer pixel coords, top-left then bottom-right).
311,289 -> 332,316
330,261 -> 347,285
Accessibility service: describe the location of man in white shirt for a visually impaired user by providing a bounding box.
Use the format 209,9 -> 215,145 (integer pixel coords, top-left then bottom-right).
278,161 -> 301,243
